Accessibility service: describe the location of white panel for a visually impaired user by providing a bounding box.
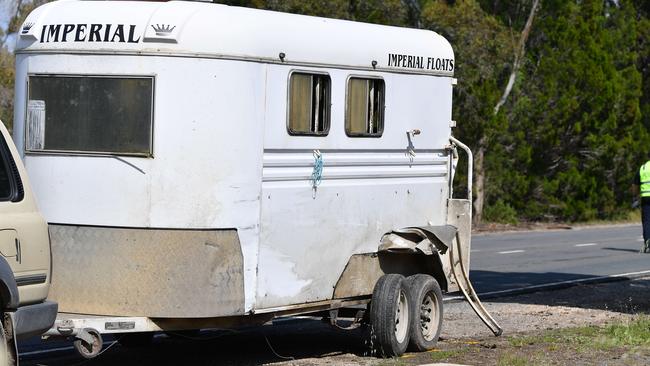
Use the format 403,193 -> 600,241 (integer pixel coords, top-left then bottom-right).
257,173 -> 448,308
15,54 -> 265,312
17,1 -> 454,76
256,65 -> 453,307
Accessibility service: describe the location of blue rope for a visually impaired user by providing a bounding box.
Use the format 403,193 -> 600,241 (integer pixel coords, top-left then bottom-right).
311,150 -> 323,188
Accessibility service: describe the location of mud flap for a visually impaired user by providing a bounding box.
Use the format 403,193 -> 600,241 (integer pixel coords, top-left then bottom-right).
447,198 -> 503,336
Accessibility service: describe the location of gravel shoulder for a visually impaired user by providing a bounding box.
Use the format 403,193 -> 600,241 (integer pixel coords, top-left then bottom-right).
271,276 -> 650,366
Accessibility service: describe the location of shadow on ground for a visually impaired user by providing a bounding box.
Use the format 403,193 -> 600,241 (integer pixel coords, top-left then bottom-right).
472,270 -> 650,314
21,318 -> 371,366
22,271 -> 650,365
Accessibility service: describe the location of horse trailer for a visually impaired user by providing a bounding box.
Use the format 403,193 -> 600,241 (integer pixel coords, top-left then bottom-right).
13,0 -> 499,358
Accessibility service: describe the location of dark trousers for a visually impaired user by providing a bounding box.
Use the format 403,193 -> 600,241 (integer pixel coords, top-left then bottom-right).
643,199 -> 650,242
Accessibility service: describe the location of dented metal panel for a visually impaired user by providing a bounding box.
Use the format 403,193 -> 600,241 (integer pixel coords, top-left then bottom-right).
444,199 -> 472,293
378,225 -> 456,254
48,225 -> 244,318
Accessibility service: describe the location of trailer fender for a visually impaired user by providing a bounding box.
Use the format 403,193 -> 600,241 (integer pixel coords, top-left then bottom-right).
0,257 -> 19,310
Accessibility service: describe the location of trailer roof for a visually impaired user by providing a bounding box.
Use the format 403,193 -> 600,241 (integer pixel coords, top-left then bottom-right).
16,0 -> 455,76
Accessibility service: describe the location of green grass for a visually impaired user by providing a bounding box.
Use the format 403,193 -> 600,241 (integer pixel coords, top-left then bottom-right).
507,316 -> 650,352
428,349 -> 466,362
497,352 -> 530,366
379,318 -> 650,366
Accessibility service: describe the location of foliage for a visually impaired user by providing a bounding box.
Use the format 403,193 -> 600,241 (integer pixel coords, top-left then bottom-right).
483,199 -> 518,224
496,353 -> 529,366
428,348 -> 467,362
1,0 -> 649,223
0,0 -> 48,131
0,49 -> 14,131
499,0 -> 648,221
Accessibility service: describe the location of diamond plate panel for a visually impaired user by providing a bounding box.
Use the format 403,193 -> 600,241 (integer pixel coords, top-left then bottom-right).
48,225 -> 244,318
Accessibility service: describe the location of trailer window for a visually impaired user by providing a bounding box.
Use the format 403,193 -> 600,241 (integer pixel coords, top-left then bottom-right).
288,72 -> 330,135
346,77 -> 384,137
26,75 -> 154,156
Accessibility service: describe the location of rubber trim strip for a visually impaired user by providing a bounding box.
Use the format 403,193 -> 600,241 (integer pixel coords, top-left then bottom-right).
15,274 -> 47,287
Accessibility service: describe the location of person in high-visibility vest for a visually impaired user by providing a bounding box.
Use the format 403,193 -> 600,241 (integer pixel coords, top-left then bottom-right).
636,160 -> 650,253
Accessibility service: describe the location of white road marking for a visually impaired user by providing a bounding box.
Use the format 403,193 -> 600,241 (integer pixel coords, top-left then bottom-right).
444,269 -> 650,302
638,238 -> 645,242
574,243 -> 597,247
20,346 -> 75,357
471,249 -> 481,253
498,250 -> 525,254
22,337 -> 150,357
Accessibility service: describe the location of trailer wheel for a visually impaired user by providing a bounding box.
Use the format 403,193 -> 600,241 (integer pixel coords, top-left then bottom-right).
369,274 -> 411,357
406,274 -> 443,351
0,313 -> 16,366
73,328 -> 103,359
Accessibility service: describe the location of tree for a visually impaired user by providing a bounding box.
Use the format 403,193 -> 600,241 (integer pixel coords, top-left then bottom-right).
502,0 -> 648,221
0,0 -> 51,131
420,0 -> 516,224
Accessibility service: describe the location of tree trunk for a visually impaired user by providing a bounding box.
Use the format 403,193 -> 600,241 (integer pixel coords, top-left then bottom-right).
494,0 -> 540,115
474,136 -> 487,224
473,0 -> 540,225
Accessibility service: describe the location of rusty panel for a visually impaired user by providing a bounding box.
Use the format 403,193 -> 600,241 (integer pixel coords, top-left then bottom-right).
48,225 -> 244,318
333,253 -> 439,298
332,254 -> 383,299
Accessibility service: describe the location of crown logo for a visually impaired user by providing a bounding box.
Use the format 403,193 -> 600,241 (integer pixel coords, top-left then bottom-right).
151,24 -> 176,36
21,22 -> 34,34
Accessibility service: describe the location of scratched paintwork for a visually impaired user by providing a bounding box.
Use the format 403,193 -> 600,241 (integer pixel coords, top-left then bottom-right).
256,67 -> 453,309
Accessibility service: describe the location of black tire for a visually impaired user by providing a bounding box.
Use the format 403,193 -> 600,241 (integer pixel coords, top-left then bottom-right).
118,332 -> 154,347
406,274 -> 443,352
369,274 -> 411,357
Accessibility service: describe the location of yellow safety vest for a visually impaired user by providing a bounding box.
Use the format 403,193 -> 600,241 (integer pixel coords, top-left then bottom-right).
641,161 -> 650,198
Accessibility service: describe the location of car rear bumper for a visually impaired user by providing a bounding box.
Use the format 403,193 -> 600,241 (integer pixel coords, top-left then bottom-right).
13,300 -> 58,340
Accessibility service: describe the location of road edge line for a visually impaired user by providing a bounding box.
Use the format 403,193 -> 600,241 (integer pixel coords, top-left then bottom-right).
444,269 -> 650,302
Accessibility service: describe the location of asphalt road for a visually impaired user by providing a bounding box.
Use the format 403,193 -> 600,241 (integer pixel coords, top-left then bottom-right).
18,224 -> 649,365
469,224 -> 649,294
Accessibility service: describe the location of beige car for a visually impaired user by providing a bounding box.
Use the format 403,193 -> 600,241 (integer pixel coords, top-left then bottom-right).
0,121 -> 57,365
